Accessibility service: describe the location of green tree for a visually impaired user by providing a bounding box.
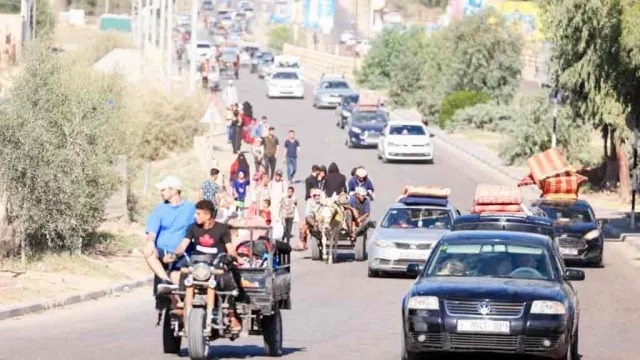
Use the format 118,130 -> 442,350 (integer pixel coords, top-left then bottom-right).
388,27 -> 430,107
417,8 -> 523,119
540,0 -> 640,198
268,25 -> 293,53
419,0 -> 448,9
356,28 -> 414,89
0,43 -> 128,258
438,90 -> 490,128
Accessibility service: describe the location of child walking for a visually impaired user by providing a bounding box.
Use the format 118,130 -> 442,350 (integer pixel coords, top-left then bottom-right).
280,186 -> 298,244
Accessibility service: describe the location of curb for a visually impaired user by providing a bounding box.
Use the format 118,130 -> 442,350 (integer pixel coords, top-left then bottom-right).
0,277 -> 153,322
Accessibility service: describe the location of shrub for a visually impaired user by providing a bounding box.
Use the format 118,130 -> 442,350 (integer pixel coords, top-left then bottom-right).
0,42 -> 129,257
438,91 -> 491,128
450,101 -> 512,132
499,93 -> 594,166
388,27 -> 431,107
268,25 -> 293,53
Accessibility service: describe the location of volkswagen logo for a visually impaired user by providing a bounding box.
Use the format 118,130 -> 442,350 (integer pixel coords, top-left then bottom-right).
477,301 -> 491,316
410,244 -> 417,249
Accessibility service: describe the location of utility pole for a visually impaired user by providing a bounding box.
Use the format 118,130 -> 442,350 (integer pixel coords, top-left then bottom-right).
138,0 -> 144,74
551,92 -> 558,148
105,0 -> 110,14
32,0 -> 36,40
159,0 -> 166,54
632,119 -> 639,229
188,0 -> 198,94
165,0 -> 173,93
151,0 -> 157,48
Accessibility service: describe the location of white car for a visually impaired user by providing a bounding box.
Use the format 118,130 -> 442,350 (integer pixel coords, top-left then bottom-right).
189,41 -> 213,63
340,30 -> 356,46
267,71 -> 304,99
377,120 -> 434,163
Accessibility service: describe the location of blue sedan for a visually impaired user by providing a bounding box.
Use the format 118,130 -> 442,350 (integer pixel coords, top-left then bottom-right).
401,231 -> 583,360
345,110 -> 388,148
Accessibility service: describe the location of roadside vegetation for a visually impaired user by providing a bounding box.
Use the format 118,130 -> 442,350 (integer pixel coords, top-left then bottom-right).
267,25 -> 294,53
357,4 -> 640,200
0,21 -> 207,263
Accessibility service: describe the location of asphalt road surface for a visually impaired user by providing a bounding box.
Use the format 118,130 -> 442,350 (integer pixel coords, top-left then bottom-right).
2,22 -> 640,360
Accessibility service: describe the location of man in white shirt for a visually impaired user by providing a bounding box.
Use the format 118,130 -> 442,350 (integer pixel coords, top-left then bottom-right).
222,79 -> 239,107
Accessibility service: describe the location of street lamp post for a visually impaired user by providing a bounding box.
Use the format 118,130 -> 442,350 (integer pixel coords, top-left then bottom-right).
631,119 -> 639,229
550,87 -> 563,148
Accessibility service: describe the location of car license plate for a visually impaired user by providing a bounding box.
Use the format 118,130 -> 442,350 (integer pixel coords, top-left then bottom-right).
457,320 -> 510,334
560,247 -> 578,256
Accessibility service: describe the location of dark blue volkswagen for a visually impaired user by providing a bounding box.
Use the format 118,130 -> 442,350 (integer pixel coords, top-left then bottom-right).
401,231 -> 583,360
345,109 -> 388,148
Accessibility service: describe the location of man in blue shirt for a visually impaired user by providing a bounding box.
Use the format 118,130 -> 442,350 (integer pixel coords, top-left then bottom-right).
343,187 -> 371,239
144,175 -> 196,293
283,129 -> 301,182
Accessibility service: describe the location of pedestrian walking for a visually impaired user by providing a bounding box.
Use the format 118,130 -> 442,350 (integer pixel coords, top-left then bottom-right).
231,109 -> 243,153
251,137 -> 265,171
200,168 -> 221,204
262,127 -> 280,179
283,130 -> 301,182
280,185 -> 299,244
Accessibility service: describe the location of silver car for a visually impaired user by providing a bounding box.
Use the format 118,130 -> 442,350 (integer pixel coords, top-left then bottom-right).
312,75 -> 358,108
367,198 -> 459,277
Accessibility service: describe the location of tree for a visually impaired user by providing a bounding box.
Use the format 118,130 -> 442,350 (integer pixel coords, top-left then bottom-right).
356,29 -> 414,89
540,0 -> 640,198
416,8 -> 523,119
419,0 -> 448,9
268,25 -> 293,53
0,43 -> 128,258
387,27 -> 431,107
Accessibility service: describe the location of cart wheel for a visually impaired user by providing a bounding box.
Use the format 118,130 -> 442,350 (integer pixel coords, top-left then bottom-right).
162,309 -> 181,354
354,232 -> 367,261
261,308 -> 283,357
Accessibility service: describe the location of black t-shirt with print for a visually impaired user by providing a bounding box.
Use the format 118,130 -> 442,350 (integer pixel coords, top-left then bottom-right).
185,222 -> 232,256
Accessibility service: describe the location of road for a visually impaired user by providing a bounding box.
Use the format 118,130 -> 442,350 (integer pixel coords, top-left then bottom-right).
2,19 -> 640,360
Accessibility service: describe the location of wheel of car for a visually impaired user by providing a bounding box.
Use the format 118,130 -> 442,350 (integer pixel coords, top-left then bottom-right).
368,268 -> 380,278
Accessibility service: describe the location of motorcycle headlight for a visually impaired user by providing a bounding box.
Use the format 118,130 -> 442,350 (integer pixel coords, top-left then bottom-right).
583,229 -> 601,240
530,300 -> 566,315
407,296 -> 439,310
191,263 -> 212,281
351,127 -> 362,134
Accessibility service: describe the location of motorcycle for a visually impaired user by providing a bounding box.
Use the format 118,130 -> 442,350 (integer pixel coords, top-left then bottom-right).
157,226 -> 292,360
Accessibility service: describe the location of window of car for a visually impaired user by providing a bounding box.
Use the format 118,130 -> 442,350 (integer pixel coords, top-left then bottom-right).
535,203 -> 595,223
381,207 -> 453,230
197,43 -> 211,49
425,242 -> 556,281
352,112 -> 387,124
389,124 -> 426,135
452,221 -> 554,238
273,72 -> 299,80
322,81 -> 349,89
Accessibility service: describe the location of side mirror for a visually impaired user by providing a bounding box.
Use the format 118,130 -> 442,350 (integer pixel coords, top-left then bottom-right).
367,220 -> 377,229
406,263 -> 421,276
564,269 -> 585,281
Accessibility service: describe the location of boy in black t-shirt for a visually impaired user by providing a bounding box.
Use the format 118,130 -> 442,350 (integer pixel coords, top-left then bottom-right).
175,200 -> 242,332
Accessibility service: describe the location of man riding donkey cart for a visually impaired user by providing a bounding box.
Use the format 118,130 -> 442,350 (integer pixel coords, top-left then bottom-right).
294,187 -> 375,263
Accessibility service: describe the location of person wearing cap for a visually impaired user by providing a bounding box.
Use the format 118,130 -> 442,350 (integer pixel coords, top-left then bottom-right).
304,165 -> 321,200
144,175 -> 196,293
347,167 -> 375,199
342,186 -> 371,239
294,188 -> 324,251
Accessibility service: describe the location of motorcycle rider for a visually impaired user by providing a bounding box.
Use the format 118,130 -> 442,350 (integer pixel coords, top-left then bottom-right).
143,176 -> 196,294
174,200 -> 242,332
342,187 -> 371,239
347,167 -> 375,200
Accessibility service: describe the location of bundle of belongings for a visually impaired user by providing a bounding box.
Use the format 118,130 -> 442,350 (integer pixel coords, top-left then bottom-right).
235,236 -> 291,289
517,148 -> 587,200
399,185 -> 451,199
471,184 -> 524,214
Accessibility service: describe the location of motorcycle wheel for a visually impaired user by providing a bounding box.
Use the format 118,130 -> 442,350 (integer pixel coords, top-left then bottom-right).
162,309 -> 181,354
187,308 -> 208,360
261,308 -> 283,357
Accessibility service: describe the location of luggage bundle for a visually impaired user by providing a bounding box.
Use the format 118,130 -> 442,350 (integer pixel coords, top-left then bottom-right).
471,184 -> 524,214
517,148 -> 587,200
398,186 -> 451,206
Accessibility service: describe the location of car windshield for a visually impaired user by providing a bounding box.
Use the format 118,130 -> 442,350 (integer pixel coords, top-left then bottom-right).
426,242 -> 555,281
197,44 -> 211,49
277,62 -> 299,68
353,112 -> 387,124
382,207 -> 453,229
452,222 -> 554,238
536,203 -> 594,223
273,72 -> 299,80
389,125 -> 426,135
323,81 -> 349,89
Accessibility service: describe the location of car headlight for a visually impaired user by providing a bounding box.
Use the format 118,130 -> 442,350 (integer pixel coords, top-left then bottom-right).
373,239 -> 393,248
191,263 -> 212,281
530,300 -> 566,315
408,296 -> 440,310
583,229 -> 601,240
351,127 -> 362,134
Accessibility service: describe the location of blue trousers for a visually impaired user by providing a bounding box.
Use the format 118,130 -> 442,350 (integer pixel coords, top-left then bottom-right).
286,157 -> 297,181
